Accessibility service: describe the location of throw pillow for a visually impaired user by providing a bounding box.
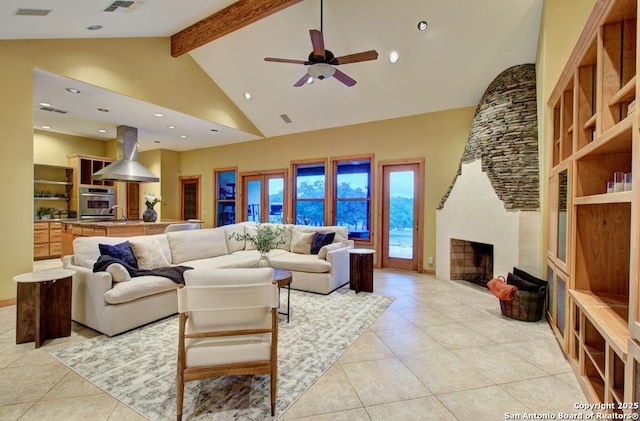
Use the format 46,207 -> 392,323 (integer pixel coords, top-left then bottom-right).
513,267 -> 548,287
98,241 -> 138,268
291,231 -> 315,254
106,263 -> 131,282
130,240 -> 171,270
311,232 -> 336,254
506,272 -> 541,293
318,242 -> 345,260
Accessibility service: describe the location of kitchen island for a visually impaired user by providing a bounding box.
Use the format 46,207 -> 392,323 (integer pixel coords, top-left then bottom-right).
60,220 -> 194,258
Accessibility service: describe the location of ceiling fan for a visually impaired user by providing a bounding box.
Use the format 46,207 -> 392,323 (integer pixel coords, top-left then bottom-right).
264,0 -> 378,87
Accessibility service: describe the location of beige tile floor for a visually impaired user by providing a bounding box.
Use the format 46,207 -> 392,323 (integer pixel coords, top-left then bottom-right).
0,261 -> 587,421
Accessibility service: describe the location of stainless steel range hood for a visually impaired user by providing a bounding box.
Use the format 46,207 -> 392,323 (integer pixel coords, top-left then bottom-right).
92,125 -> 159,183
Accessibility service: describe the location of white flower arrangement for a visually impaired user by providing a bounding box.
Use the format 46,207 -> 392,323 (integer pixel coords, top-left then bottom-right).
144,193 -> 162,207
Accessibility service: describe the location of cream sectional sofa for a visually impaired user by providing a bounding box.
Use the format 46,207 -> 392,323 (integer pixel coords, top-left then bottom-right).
62,222 -> 354,336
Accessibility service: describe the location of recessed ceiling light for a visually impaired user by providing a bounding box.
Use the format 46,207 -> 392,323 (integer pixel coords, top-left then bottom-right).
154,113 -> 164,117
97,108 -> 109,112
244,92 -> 252,100
388,51 -> 400,64
87,25 -> 103,31
180,135 -> 187,139
66,88 -> 80,94
167,125 -> 176,129
417,20 -> 428,31
41,125 -> 52,130
38,102 -> 51,107
98,129 -> 107,133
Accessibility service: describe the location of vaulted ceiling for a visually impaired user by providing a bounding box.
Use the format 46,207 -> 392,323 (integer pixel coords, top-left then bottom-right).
1,0 -> 543,151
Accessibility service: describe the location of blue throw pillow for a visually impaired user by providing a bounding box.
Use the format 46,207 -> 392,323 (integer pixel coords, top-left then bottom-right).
310,232 -> 336,255
98,241 -> 138,268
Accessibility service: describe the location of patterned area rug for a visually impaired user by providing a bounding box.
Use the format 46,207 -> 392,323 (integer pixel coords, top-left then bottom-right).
52,288 -> 393,420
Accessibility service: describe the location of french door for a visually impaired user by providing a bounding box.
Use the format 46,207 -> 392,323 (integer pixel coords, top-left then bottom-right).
380,161 -> 422,271
242,171 -> 287,223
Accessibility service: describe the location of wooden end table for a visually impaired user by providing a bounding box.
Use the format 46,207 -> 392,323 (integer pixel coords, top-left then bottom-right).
348,249 -> 375,293
13,268 -> 75,348
272,268 -> 292,323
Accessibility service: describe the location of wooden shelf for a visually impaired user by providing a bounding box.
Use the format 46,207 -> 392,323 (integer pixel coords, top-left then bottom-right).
584,114 -> 597,130
570,290 -> 629,359
584,345 -> 606,377
34,180 -> 72,186
574,114 -> 633,160
574,191 -> 633,205
609,76 -> 636,106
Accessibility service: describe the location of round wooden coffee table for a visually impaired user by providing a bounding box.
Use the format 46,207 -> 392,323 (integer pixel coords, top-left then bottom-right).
273,268 -> 292,323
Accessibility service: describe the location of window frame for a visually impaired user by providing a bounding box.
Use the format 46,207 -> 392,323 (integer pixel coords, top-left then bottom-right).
331,154 -> 374,244
291,159 -> 329,226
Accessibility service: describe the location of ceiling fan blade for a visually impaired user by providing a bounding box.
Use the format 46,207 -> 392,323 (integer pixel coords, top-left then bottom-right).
333,68 -> 357,87
265,57 -> 308,65
294,74 -> 311,87
309,29 -> 325,59
333,50 -> 379,65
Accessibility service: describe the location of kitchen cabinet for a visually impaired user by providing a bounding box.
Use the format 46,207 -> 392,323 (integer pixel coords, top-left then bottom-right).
67,154 -> 114,215
34,221 -> 64,260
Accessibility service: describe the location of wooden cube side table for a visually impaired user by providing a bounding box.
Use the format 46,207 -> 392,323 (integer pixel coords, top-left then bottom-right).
348,249 -> 376,293
13,268 -> 75,348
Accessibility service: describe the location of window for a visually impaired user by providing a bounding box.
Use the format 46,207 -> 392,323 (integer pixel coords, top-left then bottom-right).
214,168 -> 236,226
332,156 -> 372,241
293,162 -> 326,226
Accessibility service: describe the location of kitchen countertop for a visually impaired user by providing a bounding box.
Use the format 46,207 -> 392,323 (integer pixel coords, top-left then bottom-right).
66,220 -> 189,227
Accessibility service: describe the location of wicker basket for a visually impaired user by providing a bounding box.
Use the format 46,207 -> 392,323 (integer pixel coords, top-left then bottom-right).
500,288 -> 546,322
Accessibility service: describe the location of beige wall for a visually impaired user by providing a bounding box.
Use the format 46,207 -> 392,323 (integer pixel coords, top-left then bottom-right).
536,0 -> 596,274
0,37 -> 259,301
34,130 -> 107,166
179,107 -> 476,270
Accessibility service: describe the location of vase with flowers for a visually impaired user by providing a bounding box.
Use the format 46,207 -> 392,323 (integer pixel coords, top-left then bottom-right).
229,223 -> 286,267
143,193 -> 162,222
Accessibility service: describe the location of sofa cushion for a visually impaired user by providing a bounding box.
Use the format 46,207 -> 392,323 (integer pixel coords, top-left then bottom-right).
223,223 -> 247,253
182,253 -> 261,270
103,275 -> 177,305
268,252 -> 332,273
168,228 -> 229,264
130,239 -> 170,270
98,241 -> 138,268
318,242 -> 347,260
271,223 -> 293,250
291,231 -> 315,254
311,232 -> 336,254
106,263 -> 131,282
291,225 -> 348,243
243,224 -> 258,250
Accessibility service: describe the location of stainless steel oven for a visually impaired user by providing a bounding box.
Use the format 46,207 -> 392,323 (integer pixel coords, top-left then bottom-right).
79,187 -> 116,220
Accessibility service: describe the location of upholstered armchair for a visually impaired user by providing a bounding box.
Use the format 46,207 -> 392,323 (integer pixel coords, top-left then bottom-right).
176,268 -> 278,420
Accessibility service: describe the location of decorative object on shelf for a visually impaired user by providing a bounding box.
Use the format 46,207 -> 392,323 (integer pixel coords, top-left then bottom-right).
143,193 -> 161,222
36,207 -> 55,220
624,172 -> 632,191
229,223 -> 286,267
613,171 -> 625,192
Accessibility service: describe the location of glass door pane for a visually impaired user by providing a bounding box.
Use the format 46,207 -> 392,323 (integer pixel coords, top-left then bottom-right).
247,179 -> 261,222
388,171 -> 414,259
268,177 -> 284,223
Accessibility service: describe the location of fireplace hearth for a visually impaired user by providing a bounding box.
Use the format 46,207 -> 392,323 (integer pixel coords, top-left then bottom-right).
450,238 -> 494,286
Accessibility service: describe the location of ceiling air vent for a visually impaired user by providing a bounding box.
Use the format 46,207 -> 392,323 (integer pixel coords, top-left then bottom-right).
37,106 -> 68,114
14,9 -> 51,16
104,1 -> 142,13
280,114 -> 292,124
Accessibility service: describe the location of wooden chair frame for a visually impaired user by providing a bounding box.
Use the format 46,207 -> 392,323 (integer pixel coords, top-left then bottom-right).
176,285 -> 278,420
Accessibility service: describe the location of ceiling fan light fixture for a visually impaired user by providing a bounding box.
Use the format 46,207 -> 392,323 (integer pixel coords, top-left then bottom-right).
307,77 -> 314,84
308,63 -> 335,80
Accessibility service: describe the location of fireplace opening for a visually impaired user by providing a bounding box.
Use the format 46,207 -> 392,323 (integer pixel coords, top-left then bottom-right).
450,238 -> 494,286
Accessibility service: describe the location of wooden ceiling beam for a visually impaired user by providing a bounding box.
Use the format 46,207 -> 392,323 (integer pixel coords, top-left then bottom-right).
171,0 -> 303,57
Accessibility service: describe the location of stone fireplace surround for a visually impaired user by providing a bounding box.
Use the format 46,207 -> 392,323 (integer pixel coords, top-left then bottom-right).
436,159 -> 540,282
435,64 -> 541,282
